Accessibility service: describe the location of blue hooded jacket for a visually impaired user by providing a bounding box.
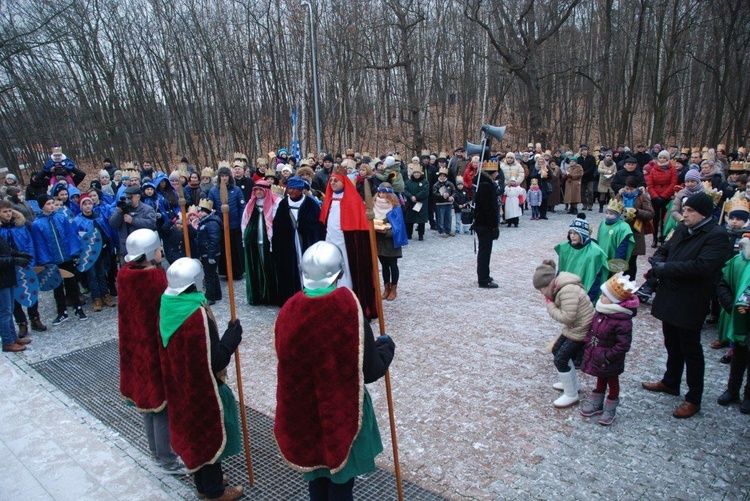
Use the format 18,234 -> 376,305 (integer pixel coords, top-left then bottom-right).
31,210 -> 82,264
0,210 -> 36,266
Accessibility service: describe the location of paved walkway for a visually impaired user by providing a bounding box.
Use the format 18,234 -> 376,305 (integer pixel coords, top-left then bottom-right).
2,208 -> 749,500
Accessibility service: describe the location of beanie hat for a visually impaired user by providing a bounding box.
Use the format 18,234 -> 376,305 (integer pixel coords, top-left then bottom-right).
658,150 -> 670,160
384,156 -> 396,167
532,259 -> 557,289
79,193 -> 92,204
683,193 -> 714,217
683,192 -> 714,217
601,272 -> 637,304
323,154 -> 334,163
728,210 -> 750,222
99,170 -> 110,179
568,213 -> 590,240
685,169 -> 701,182
37,194 -> 52,207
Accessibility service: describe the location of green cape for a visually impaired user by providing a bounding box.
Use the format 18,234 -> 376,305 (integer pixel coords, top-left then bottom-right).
662,199 -> 677,238
717,255 -> 750,343
596,219 -> 635,265
554,240 -> 608,294
159,291 -> 206,347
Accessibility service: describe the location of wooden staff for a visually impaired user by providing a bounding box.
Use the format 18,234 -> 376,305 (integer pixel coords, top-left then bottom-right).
363,178 -> 404,501
175,182 -> 191,258
219,180 -> 255,485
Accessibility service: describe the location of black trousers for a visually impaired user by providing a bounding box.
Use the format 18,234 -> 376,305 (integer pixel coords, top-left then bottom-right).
53,260 -> 80,315
652,199 -> 668,243
474,225 -> 494,285
201,258 -> 221,301
727,343 -> 750,398
662,322 -> 704,405
13,301 -> 39,324
406,223 -> 425,239
194,462 -> 224,499
378,255 -> 400,285
539,198 -> 549,219
308,477 -> 355,501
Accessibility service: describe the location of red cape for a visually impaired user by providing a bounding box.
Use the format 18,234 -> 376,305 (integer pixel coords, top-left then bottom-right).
118,264 -> 168,412
159,308 -> 226,471
274,287 -> 364,473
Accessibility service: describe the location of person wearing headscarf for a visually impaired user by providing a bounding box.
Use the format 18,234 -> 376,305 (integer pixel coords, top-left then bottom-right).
241,180 -> 281,305
319,173 -> 378,320
272,176 -> 323,306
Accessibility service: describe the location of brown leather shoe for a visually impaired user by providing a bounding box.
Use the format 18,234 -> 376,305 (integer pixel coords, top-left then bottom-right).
31,317 -> 47,331
673,401 -> 700,418
102,294 -> 116,307
710,340 -> 729,349
15,337 -> 32,345
18,322 -> 28,338
197,475 -> 230,499
207,485 -> 244,501
641,380 -> 680,396
3,343 -> 26,352
93,298 -> 103,312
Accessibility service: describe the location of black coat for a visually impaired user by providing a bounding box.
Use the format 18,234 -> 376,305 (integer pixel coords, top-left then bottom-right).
0,237 -> 17,289
272,196 -> 323,306
473,172 -> 499,229
196,214 -> 223,260
610,169 -> 646,195
650,220 -> 731,330
579,154 -> 598,183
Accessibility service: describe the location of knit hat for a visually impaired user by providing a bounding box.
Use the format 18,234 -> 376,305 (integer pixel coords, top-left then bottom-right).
658,150 -> 670,160
568,213 -> 590,240
683,192 -> 714,217
99,170 -> 110,179
601,272 -> 637,303
685,169 -> 701,182
36,194 -> 52,207
79,193 -> 92,204
532,259 -> 557,289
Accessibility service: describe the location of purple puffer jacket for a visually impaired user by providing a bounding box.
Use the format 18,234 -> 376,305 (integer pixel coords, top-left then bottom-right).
580,295 -> 639,377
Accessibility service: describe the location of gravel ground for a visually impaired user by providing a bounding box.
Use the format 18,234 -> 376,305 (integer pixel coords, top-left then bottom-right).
10,207 -> 750,500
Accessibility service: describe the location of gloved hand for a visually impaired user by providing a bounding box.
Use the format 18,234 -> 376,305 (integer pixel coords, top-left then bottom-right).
12,251 -> 33,262
378,334 -> 391,342
224,319 -> 242,340
652,262 -> 666,278
13,256 -> 30,268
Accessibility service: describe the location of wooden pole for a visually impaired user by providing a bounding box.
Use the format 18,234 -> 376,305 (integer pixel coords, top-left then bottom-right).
175,182 -> 191,258
220,181 -> 255,485
363,179 -> 404,501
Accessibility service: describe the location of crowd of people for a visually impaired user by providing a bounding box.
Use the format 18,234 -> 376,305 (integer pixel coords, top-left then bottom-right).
1,140 -> 750,498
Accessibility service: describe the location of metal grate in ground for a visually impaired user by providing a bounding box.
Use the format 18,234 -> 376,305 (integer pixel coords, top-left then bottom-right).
32,340 -> 444,500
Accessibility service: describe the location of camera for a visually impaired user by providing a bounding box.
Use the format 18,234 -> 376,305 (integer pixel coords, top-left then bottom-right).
117,197 -> 131,214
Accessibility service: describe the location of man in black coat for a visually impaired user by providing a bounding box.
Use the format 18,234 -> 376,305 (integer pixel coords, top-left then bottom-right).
578,146 -> 598,211
643,192 -> 732,418
473,170 -> 500,289
272,177 -> 323,306
611,157 -> 646,195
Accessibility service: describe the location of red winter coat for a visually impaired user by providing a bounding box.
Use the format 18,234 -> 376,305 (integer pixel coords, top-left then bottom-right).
646,161 -> 677,201
580,295 -> 638,377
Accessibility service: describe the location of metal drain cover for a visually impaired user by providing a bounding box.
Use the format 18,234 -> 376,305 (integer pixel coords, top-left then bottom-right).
32,340 -> 444,500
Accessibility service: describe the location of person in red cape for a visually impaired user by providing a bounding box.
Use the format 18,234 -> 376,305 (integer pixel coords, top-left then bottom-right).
158,258 -> 245,501
117,229 -> 184,473
274,241 -> 395,500
319,173 -> 378,320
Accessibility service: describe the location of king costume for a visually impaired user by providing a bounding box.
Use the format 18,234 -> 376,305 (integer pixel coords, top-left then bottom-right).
241,181 -> 281,305
272,176 -> 323,306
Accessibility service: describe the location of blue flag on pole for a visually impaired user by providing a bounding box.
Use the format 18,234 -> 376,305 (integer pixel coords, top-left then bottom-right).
291,107 -> 301,161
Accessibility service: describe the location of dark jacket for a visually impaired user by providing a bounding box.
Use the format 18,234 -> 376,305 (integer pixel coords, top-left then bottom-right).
403,175 -> 430,224
207,183 -> 245,229
109,202 -> 158,254
581,296 -> 637,377
650,219 -> 732,329
579,154 -> 598,183
0,237 -> 17,289
196,214 -> 223,260
0,211 -> 35,265
472,171 -> 499,229
611,169 -> 646,195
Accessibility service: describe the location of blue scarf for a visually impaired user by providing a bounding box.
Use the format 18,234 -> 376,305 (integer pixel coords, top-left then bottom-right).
621,189 -> 639,208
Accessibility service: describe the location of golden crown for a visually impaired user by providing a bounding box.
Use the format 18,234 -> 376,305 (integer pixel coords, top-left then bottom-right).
217,160 -> 231,169
725,191 -> 750,214
483,160 -> 499,172
198,198 -> 213,211
602,272 -> 637,303
701,182 -> 723,204
606,198 -> 624,214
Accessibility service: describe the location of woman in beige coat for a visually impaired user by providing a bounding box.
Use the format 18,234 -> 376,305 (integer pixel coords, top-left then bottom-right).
564,158 -> 583,213
597,153 -> 617,212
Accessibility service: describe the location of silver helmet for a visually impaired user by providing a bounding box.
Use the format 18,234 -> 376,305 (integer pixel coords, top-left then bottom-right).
300,241 -> 344,289
124,229 -> 161,263
164,258 -> 204,296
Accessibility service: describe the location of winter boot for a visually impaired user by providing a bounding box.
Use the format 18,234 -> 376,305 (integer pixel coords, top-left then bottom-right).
580,392 -> 606,417
93,298 -> 103,312
598,398 -> 619,426
31,317 -> 47,331
17,322 -> 28,338
102,294 -> 116,307
554,360 -> 580,392
553,369 -> 580,408
383,283 -> 391,300
387,283 -> 398,301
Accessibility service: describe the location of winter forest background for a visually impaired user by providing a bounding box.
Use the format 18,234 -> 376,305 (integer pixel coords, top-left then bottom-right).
1,0 -> 748,177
